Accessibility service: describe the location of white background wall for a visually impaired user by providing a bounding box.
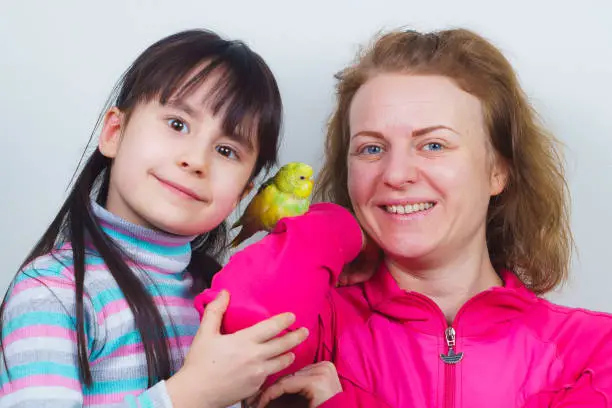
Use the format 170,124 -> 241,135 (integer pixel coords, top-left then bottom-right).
1,1 -> 610,311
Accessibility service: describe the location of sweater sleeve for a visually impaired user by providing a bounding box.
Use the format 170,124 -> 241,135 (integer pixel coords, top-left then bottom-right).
0,269 -> 173,408
193,203 -> 363,384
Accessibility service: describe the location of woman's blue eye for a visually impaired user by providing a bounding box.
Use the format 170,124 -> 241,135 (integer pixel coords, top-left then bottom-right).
216,145 -> 238,159
423,142 -> 443,151
168,118 -> 189,133
362,145 -> 382,155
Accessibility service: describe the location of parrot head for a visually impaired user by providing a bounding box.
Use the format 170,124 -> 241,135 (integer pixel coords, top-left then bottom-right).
274,162 -> 314,199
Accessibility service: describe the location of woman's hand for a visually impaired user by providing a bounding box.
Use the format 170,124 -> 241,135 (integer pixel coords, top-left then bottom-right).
166,290 -> 309,408
253,361 -> 343,408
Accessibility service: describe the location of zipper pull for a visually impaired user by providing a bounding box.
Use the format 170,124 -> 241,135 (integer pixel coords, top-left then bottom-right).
440,326 -> 464,364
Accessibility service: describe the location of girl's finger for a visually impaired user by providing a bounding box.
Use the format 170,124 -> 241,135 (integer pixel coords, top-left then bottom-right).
198,290 -> 229,336
261,327 -> 309,359
239,312 -> 296,343
256,375 -> 313,408
261,352 -> 296,376
292,361 -> 334,377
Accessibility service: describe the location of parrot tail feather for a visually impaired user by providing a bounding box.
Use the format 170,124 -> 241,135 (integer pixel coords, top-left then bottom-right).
229,224 -> 259,248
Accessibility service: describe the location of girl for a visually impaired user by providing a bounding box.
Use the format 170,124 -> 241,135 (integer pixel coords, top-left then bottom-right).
0,29 -> 309,408
196,28 -> 612,407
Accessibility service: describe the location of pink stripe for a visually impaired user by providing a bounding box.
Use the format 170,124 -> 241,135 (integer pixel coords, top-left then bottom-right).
11,275 -> 75,296
91,335 -> 193,365
1,375 -> 80,395
4,326 -> 76,345
153,295 -> 194,307
85,390 -> 139,405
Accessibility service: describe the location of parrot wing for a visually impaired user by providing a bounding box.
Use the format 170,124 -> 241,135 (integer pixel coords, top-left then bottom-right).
229,183 -> 277,247
230,177 -> 273,230
256,193 -> 311,232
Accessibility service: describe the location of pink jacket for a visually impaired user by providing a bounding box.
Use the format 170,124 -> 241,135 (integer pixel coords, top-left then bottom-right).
194,203 -> 612,407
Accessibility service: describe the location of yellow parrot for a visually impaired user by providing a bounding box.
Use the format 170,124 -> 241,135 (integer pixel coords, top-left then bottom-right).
230,162 -> 314,248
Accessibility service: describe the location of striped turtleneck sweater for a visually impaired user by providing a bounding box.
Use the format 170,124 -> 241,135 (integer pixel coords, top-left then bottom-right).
0,202 -> 221,407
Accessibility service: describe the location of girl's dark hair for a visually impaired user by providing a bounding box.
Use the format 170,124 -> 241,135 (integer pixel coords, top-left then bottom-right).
0,29 -> 282,387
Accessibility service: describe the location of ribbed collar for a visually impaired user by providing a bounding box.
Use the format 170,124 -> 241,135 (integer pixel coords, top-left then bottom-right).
91,201 -> 195,274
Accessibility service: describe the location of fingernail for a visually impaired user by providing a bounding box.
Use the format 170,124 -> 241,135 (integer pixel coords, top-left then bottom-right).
302,327 -> 309,337
286,313 -> 296,324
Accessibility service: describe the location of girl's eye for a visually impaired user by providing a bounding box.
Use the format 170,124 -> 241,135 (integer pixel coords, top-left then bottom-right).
216,145 -> 238,159
360,145 -> 383,155
168,118 -> 189,134
423,142 -> 444,151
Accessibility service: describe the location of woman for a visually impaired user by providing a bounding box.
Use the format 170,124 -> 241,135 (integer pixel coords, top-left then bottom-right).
196,28 -> 612,407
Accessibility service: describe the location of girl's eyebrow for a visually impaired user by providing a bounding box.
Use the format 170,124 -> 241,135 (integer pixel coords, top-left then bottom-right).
228,126 -> 255,152
167,100 -> 201,119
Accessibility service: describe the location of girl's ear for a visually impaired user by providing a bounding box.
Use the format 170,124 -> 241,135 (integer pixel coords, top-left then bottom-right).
98,107 -> 125,158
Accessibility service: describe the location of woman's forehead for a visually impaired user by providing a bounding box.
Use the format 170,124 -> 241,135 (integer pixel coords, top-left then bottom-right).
349,74 -> 484,136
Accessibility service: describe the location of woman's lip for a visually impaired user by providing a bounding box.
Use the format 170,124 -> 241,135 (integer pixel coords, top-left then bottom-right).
377,199 -> 437,206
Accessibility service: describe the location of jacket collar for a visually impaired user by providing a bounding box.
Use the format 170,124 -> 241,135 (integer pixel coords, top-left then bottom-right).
363,263 -> 538,337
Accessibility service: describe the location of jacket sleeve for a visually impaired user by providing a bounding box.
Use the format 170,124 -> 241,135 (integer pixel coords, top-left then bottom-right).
0,269 -> 173,408
523,372 -> 610,407
193,203 -> 363,384
523,329 -> 612,407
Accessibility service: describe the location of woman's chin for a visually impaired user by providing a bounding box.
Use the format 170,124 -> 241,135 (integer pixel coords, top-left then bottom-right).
379,240 -> 439,266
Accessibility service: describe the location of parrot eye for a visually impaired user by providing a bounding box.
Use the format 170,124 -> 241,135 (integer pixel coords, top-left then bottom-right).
299,176 -> 305,180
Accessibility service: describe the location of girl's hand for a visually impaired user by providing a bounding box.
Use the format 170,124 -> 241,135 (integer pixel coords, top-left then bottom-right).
166,290 -> 309,408
254,362 -> 342,408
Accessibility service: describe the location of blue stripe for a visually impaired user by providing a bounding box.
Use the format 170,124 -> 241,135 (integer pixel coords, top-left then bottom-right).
86,376 -> 149,394
138,391 -> 154,408
3,312 -> 75,337
14,264 -> 68,285
103,227 -> 190,257
1,362 -> 79,382
90,285 -> 190,309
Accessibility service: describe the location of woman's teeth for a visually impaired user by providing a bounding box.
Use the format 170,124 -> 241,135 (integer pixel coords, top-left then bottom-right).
385,202 -> 435,215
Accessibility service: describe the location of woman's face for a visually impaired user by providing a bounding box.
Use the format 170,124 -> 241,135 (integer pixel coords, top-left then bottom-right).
347,73 -> 507,266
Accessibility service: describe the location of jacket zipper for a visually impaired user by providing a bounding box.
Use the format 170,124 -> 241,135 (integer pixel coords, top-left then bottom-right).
441,326 -> 463,408
410,290 -> 499,408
